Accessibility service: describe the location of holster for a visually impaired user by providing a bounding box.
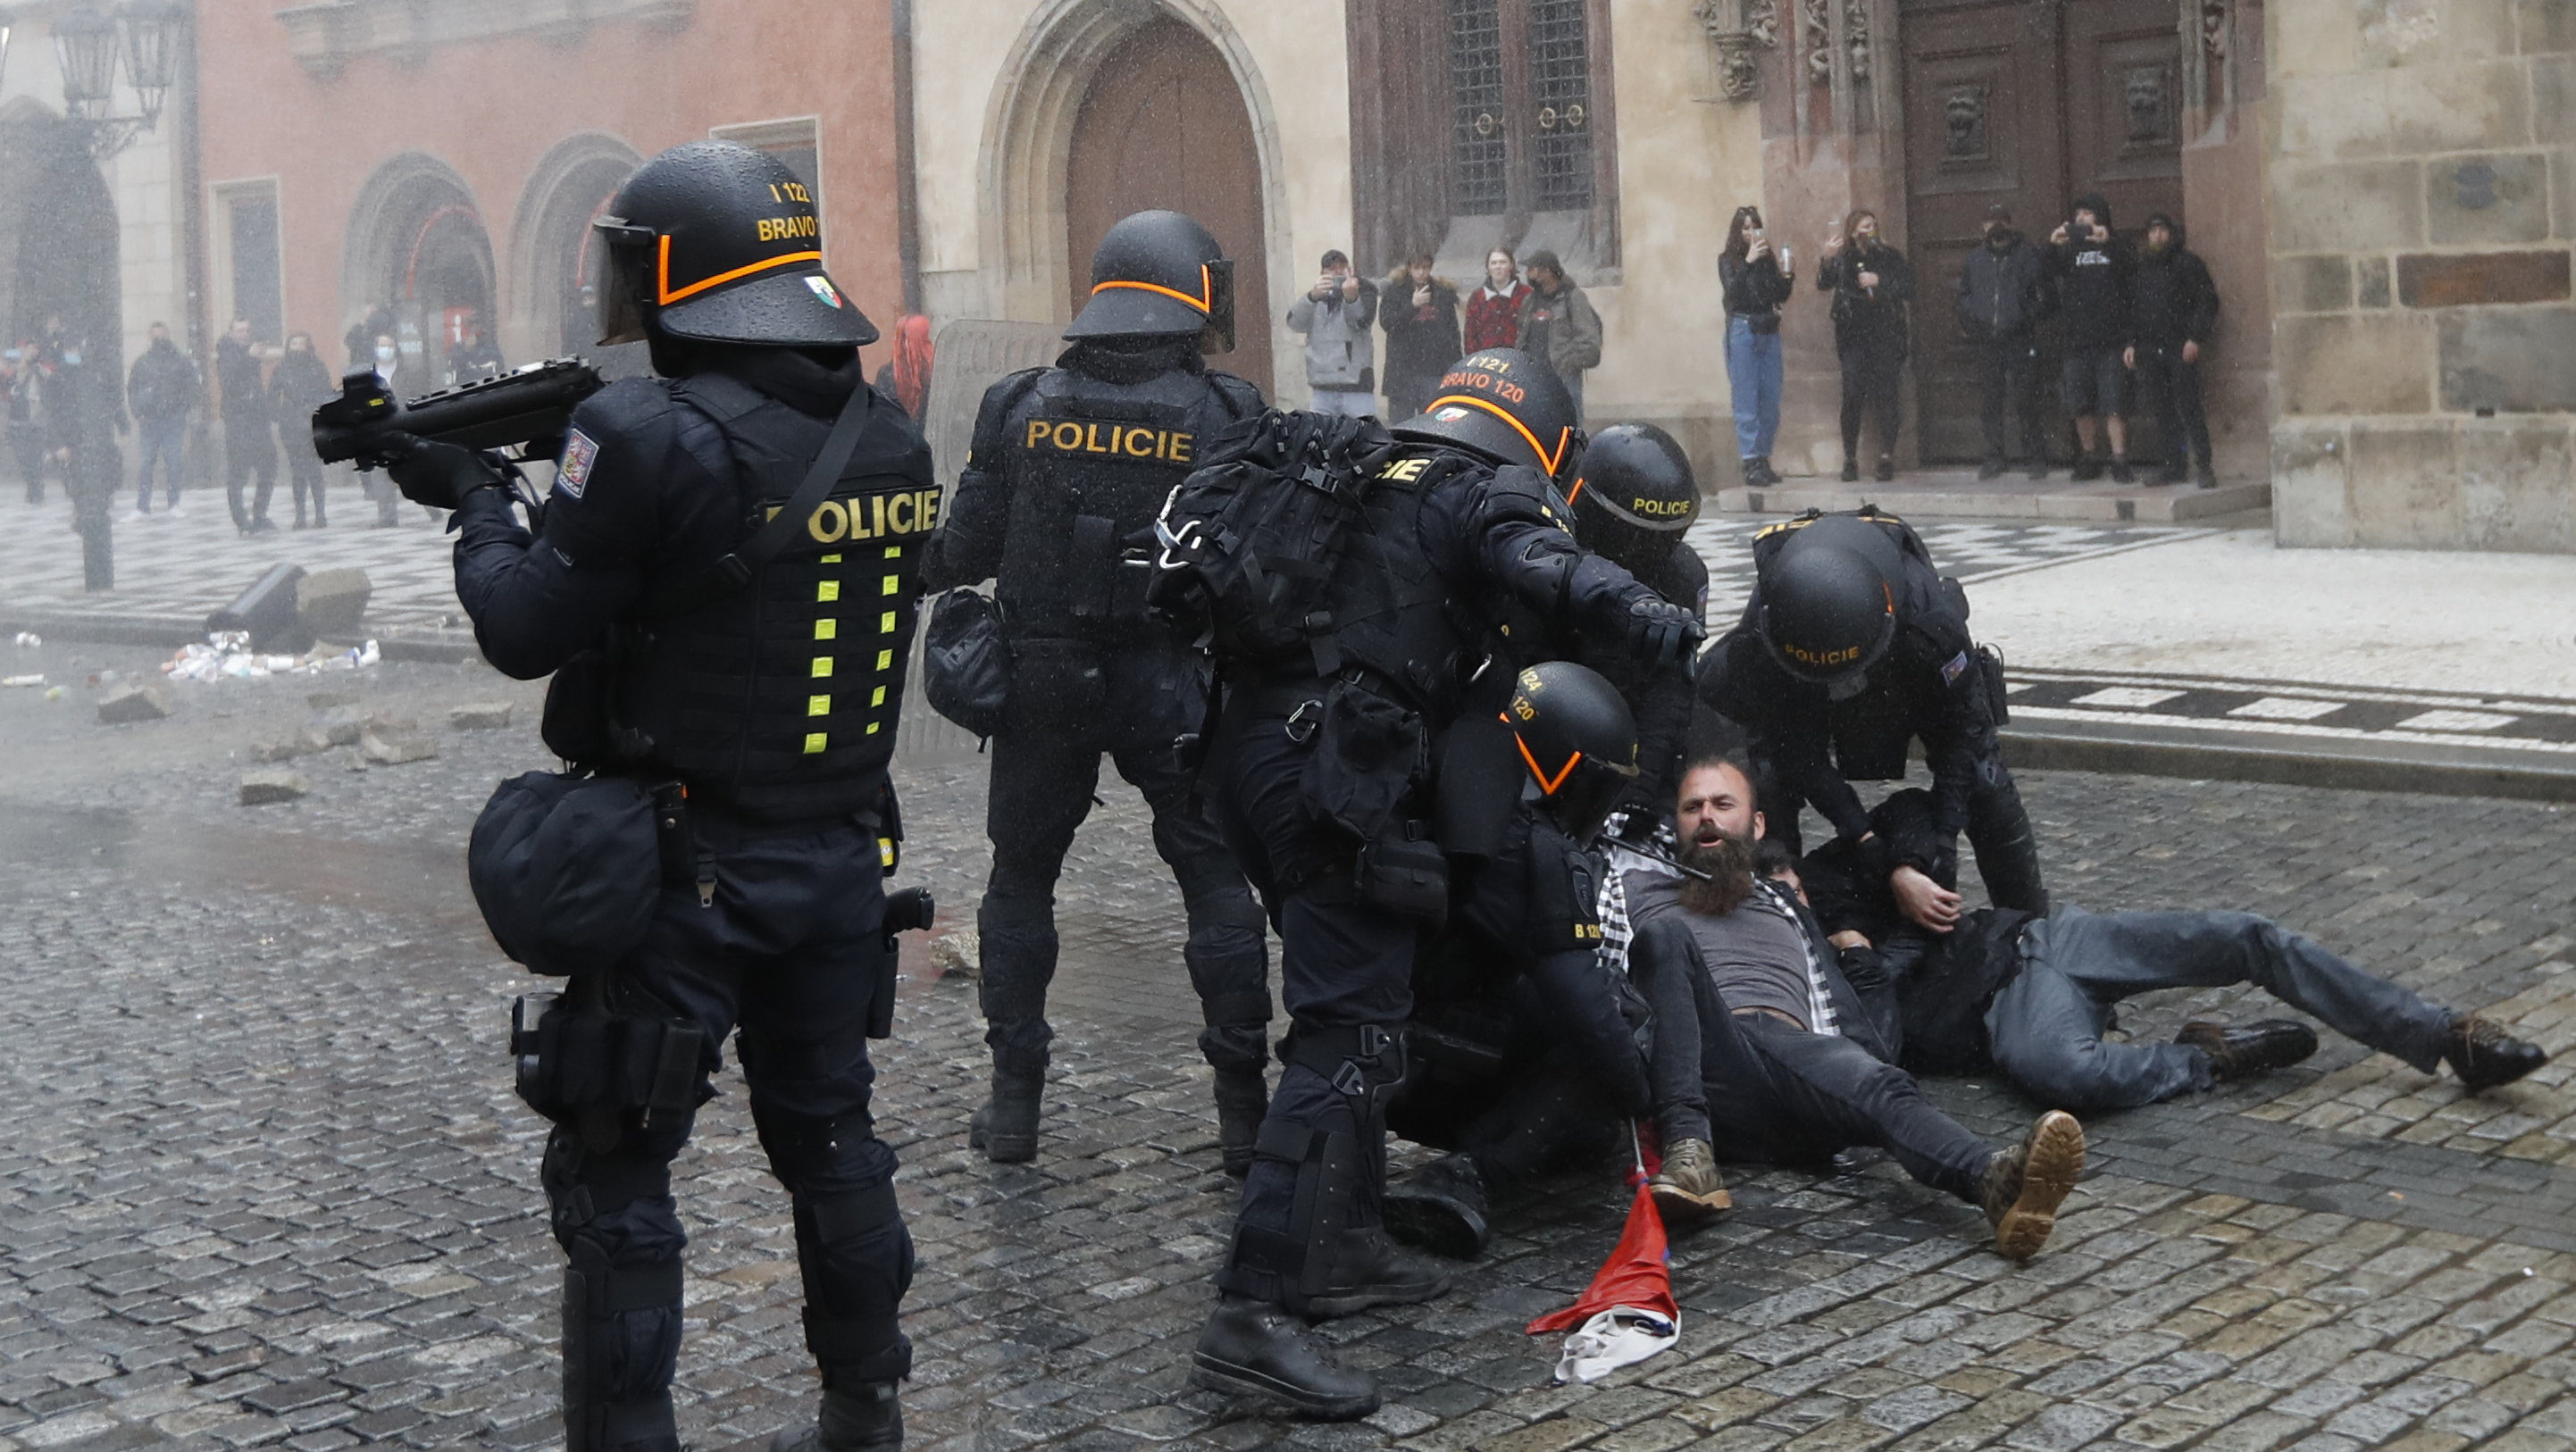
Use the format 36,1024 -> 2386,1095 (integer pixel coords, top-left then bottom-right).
512,987 -> 706,1153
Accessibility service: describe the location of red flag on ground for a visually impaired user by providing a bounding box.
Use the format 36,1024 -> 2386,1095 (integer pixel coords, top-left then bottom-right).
1526,1179 -> 1677,1335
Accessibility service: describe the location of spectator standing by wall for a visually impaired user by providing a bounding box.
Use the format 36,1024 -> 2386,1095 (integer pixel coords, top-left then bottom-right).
2046,193 -> 2136,481
216,318 -> 279,535
1462,247 -> 1527,354
126,321 -> 197,517
1379,251 -> 1461,420
53,336 -> 123,590
445,315 -> 504,385
363,332 -> 405,526
1719,205 -> 1794,486
1285,248 -> 1378,415
1955,203 -> 2052,480
1515,249 -> 1602,420
4,347 -> 46,504
1818,210 -> 1915,482
270,332 -> 336,528
2126,213 -> 2220,488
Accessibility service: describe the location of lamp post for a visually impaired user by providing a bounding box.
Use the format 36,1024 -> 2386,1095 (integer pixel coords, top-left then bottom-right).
11,3 -> 185,158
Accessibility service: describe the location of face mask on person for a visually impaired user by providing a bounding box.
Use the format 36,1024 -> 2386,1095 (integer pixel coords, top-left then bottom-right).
376,346 -> 397,365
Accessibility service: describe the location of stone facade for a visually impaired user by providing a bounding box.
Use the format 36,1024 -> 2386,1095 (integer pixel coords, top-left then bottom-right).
2269,0 -> 2576,550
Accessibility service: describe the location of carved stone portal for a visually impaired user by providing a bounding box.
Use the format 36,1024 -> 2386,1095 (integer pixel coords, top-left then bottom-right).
1695,0 -> 1780,103
2123,63 -> 2172,146
1944,84 -> 1988,160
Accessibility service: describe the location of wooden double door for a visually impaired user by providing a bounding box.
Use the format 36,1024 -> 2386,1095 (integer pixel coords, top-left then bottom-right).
1902,0 -> 2184,463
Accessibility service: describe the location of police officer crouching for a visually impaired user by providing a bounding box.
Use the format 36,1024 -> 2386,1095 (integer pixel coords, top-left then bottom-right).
918,211 -> 1275,1170
1565,421 -> 1709,815
1177,349 -> 1702,1418
385,142 -> 928,1452
1700,507 -> 2046,925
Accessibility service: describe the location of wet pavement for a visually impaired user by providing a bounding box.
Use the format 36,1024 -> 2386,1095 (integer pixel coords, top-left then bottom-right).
3,640 -> 2574,1452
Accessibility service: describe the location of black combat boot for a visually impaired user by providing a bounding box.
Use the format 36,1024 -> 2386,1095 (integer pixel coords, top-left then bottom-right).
1213,1067 -> 1268,1178
1839,456 -> 1861,482
2177,1019 -> 2318,1081
770,1383 -> 901,1451
2444,1014 -> 2547,1091
1295,1225 -> 1451,1316
968,1066 -> 1043,1164
1382,1152 -> 1491,1260
1752,455 -> 1781,485
1191,1294 -> 1379,1420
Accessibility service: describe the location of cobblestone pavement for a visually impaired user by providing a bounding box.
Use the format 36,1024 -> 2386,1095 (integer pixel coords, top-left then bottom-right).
3,642 -> 2574,1452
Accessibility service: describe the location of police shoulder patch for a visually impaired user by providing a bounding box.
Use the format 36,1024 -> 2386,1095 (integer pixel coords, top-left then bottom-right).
556,428 -> 598,500
1942,650 -> 1970,685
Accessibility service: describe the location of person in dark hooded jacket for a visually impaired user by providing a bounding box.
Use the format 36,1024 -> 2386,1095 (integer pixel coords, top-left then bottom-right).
2124,213 -> 2221,488
2045,194 -> 2135,481
1817,209 -> 1915,483
1954,204 -> 2051,480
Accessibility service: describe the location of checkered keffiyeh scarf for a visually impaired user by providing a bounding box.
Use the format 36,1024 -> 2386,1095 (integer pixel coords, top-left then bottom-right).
1593,811 -> 1837,1037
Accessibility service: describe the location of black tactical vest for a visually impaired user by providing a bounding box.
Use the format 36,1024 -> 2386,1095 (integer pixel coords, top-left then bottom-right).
993,363 -> 1255,642
1309,446 -> 1487,725
618,374 -> 936,823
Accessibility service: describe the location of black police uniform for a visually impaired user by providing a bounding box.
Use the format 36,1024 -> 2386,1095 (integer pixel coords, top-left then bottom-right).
400,140 -> 924,1452
1700,509 -> 2045,911
1563,423 -> 1710,814
1186,351 -> 1700,1417
918,336 -> 1272,1144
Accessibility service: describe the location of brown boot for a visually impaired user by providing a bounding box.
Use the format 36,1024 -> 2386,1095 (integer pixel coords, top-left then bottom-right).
1981,1110 -> 2085,1262
1649,1138 -> 1732,1224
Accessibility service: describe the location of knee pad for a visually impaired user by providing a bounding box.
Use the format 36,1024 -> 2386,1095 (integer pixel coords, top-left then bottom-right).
754,1107 -> 891,1197
1224,1119 -> 1369,1311
542,1129 -> 686,1264
561,1239 -> 682,1452
793,1181 -> 916,1389
974,911 -> 1058,1024
1185,926 -> 1271,1037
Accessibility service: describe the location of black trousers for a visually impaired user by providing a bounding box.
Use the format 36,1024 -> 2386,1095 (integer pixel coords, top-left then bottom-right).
286,448 -> 326,521
2134,346 -> 2212,470
1760,745 -> 2047,915
976,647 -> 1268,1080
224,442 -> 275,528
544,818 -> 912,1446
1629,917 -> 1991,1200
1972,339 -> 2045,464
1838,341 -> 1904,462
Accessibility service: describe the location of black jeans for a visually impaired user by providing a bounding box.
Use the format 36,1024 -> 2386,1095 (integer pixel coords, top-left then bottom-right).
2133,346 -> 2212,470
1838,340 -> 1903,462
224,442 -> 276,528
1631,917 -> 1991,1201
1972,339 -> 2045,464
975,646 -> 1267,1080
286,447 -> 326,521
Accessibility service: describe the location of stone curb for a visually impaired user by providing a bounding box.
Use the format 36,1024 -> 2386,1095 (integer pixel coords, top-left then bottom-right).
2003,719 -> 2576,803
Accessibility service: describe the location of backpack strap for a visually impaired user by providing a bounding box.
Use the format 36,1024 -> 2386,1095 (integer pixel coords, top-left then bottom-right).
644,379 -> 874,618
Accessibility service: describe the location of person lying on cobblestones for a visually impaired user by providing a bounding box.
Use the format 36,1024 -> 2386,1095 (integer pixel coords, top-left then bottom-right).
1799,789 -> 2550,1111
1381,663 -> 1660,1262
1620,740 -> 2087,1262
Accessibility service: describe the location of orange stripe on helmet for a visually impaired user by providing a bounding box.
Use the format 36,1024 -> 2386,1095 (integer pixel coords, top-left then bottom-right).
1424,392 -> 1572,475
1089,265 -> 1213,313
1512,730 -> 1584,796
657,233 -> 825,306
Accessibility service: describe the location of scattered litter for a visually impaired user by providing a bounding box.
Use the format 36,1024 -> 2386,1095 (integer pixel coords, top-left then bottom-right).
3,674 -> 42,688
11,631 -> 38,647
163,632 -> 379,684
43,686 -> 63,701
238,769 -> 310,805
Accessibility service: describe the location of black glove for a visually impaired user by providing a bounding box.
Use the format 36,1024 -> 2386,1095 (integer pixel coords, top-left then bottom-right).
383,434 -> 505,511
1622,593 -> 1705,669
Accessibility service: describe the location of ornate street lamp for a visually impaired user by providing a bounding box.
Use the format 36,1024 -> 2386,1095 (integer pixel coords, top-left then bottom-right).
118,0 -> 181,127
27,2 -> 183,156
53,5 -> 118,121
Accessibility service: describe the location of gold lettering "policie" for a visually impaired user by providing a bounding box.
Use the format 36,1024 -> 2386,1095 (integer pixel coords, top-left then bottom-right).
762,487 -> 945,544
1024,419 -> 1194,464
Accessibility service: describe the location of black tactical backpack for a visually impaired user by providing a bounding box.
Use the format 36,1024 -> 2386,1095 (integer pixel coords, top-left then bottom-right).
1147,409 -> 1397,676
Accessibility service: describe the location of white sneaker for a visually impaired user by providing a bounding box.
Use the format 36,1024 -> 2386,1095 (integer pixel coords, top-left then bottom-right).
124,509 -> 148,523
165,500 -> 184,516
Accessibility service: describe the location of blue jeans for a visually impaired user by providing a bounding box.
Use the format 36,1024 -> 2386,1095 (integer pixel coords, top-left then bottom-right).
135,415 -> 185,509
1986,907 -> 2455,1111
1726,317 -> 1782,462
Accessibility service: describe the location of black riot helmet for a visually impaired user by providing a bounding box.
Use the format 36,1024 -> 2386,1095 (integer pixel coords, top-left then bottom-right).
1392,348 -> 1585,482
591,141 -> 876,349
1568,421 -> 1698,572
1504,661 -> 1640,841
1755,513 -> 1910,683
1064,210 -> 1237,355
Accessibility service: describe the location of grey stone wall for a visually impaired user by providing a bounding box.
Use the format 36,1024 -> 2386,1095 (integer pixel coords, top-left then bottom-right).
2268,0 -> 2575,550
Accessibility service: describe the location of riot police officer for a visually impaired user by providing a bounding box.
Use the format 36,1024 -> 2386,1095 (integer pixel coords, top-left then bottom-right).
1173,348 -> 1702,1418
1565,421 -> 1708,814
1698,506 -> 2046,924
918,210 -> 1275,1170
386,141 -> 926,1452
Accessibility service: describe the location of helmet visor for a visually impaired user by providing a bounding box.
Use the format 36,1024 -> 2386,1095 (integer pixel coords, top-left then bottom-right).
1546,755 -> 1637,842
593,220 -> 654,347
1200,258 -> 1236,355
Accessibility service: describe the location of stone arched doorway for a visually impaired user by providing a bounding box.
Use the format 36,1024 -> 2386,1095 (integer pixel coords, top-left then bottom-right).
982,0 -> 1287,395
0,106 -> 120,366
509,134 -> 646,377
1064,19 -> 1272,389
344,154 -> 496,387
